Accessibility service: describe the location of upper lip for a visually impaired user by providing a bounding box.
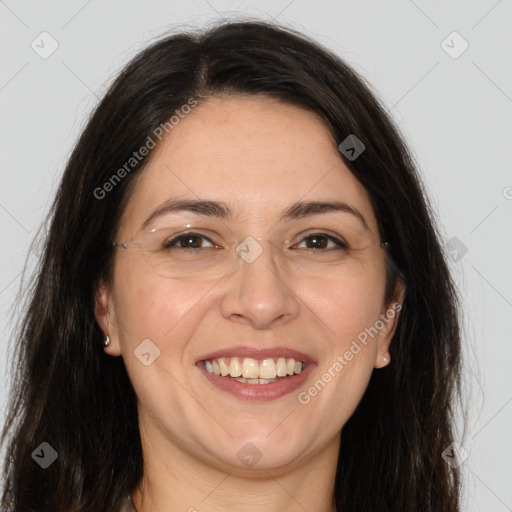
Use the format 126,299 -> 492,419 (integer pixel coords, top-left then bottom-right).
196,345 -> 316,364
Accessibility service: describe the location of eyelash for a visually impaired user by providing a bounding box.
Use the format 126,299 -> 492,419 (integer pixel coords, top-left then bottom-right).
163,232 -> 349,250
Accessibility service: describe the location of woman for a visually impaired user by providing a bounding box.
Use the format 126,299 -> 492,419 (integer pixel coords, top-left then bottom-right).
1,19 -> 463,512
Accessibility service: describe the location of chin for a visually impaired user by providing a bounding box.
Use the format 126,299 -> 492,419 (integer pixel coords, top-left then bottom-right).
205,431 -> 308,472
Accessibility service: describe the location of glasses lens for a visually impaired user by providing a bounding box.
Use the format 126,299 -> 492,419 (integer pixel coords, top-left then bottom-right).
136,229 -> 233,280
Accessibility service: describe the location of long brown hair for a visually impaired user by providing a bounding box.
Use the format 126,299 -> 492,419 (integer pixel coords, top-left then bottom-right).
1,19 -> 463,511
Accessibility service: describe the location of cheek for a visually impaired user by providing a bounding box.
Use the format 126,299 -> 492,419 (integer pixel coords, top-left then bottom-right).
114,277 -> 205,340
112,263 -> 218,381
298,278 -> 384,430
111,273 -> 208,401
304,265 -> 386,347
113,251 -> 189,329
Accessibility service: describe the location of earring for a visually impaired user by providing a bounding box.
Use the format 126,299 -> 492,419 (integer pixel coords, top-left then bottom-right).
104,335 -> 110,347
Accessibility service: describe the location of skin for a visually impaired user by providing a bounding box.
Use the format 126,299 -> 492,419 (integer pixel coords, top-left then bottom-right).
95,96 -> 405,512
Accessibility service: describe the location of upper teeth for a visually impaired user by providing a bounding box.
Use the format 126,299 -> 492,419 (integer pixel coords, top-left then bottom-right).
204,357 -> 305,379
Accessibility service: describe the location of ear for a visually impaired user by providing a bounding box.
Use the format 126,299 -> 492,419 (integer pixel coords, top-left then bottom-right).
94,279 -> 122,356
374,279 -> 406,369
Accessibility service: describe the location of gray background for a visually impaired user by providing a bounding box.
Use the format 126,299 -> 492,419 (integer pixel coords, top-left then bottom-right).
1,1 -> 511,510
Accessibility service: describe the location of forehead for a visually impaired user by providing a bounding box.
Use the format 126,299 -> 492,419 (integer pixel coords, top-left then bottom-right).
119,96 -> 378,235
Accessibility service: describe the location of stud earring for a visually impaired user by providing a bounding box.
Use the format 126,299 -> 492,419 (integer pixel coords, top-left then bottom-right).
104,335 -> 110,347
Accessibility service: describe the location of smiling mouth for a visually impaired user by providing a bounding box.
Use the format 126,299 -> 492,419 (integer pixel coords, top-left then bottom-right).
202,356 -> 306,384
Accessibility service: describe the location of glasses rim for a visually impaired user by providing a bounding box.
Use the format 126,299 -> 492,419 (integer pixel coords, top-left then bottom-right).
111,240 -> 391,250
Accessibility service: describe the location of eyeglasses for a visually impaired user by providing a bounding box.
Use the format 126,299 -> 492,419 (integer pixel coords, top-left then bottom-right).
112,225 -> 389,281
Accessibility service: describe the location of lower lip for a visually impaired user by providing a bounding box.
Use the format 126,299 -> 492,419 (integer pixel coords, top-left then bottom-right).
197,362 -> 315,401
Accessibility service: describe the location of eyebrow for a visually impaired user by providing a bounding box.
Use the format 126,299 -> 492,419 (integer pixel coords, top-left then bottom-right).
141,198 -> 370,231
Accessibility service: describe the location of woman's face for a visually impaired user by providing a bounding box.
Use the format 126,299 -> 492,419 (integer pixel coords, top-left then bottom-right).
97,96 -> 403,473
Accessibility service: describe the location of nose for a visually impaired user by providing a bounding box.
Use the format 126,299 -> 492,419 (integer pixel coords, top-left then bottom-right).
220,237 -> 300,329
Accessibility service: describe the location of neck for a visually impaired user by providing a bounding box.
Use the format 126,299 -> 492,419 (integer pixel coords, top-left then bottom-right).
131,423 -> 340,512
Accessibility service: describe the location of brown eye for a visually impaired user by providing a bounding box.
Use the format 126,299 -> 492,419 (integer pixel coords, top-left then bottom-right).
294,233 -> 348,250
163,233 -> 216,249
